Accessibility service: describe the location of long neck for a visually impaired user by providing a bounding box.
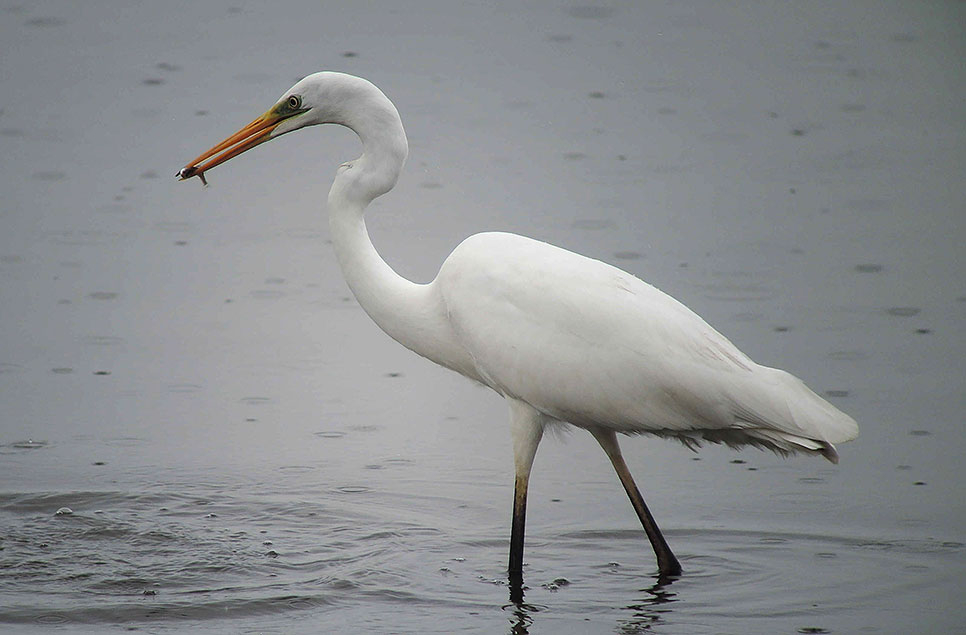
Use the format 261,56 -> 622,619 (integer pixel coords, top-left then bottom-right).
325,81 -> 448,363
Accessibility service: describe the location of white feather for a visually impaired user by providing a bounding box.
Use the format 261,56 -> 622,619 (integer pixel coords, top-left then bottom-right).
435,232 -> 857,461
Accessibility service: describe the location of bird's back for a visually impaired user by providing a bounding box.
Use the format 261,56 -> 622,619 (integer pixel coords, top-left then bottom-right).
435,232 -> 858,460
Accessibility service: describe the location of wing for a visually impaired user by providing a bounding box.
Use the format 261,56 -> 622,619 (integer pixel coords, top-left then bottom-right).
435,232 -> 858,458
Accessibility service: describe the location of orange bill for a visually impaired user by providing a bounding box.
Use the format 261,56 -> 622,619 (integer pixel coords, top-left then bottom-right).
177,101 -> 306,184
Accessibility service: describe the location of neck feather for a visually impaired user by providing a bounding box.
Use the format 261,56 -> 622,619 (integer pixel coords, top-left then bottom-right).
325,81 -> 452,364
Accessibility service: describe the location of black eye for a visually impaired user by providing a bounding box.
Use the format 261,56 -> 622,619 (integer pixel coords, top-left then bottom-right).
287,95 -> 302,110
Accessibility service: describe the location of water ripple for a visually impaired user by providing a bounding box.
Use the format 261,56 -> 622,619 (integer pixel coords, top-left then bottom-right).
1,490 -> 961,630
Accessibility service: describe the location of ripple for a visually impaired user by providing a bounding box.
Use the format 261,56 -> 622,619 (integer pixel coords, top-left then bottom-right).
758,536 -> 787,544
314,431 -> 347,439
557,527 -> 964,625
0,486 -> 956,631
277,465 -> 315,474
33,614 -> 68,625
334,486 -> 372,494
381,457 -> 414,466
5,439 -> 49,450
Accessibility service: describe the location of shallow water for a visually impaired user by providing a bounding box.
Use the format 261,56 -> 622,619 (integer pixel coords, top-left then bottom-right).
2,1 -> 965,633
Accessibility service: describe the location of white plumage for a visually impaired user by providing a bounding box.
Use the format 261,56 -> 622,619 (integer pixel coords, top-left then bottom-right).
437,231 -> 855,460
179,72 -> 858,582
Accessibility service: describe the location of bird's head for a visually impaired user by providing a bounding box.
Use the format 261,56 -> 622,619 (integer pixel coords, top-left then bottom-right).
176,72 -> 376,184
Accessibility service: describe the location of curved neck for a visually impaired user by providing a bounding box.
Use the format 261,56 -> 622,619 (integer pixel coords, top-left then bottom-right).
325,81 -> 448,363
327,196 -> 438,357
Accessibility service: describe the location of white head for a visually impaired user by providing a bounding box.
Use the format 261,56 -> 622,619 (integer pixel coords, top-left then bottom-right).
178,72 -> 408,201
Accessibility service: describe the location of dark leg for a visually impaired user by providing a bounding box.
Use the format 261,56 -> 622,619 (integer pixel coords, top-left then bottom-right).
506,400 -> 544,597
508,474 -> 529,604
591,428 -> 682,578
509,474 -> 528,577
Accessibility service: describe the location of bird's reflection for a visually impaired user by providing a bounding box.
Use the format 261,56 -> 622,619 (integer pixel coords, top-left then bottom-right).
618,576 -> 679,632
506,602 -> 534,635
503,572 -> 678,634
503,572 -> 542,634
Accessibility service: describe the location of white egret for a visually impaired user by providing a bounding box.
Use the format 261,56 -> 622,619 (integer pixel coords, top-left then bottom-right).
178,72 -> 858,581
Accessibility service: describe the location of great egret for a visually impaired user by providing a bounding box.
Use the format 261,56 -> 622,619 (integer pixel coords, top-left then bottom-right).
177,72 -> 858,582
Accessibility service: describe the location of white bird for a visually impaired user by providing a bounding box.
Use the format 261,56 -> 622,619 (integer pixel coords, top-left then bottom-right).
178,72 -> 858,581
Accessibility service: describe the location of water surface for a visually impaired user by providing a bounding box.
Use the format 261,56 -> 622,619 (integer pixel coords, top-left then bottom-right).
1,1 -> 964,633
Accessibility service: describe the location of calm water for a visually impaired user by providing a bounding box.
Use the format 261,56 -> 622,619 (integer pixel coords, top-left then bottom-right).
2,1 -> 964,633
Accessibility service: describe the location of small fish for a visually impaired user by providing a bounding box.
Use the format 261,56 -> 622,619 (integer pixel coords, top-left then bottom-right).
176,166 -> 207,186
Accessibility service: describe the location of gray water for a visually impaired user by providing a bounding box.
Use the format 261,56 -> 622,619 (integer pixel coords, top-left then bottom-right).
1,1 -> 964,633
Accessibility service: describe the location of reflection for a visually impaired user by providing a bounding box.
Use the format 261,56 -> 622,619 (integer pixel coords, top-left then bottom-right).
618,577 -> 679,632
503,572 -> 542,634
503,572 -> 678,634
505,601 -> 534,635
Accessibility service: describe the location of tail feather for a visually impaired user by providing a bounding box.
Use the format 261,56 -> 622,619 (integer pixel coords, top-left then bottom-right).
646,427 -> 840,463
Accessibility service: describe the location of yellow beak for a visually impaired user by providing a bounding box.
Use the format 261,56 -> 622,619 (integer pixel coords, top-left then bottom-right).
177,105 -> 302,184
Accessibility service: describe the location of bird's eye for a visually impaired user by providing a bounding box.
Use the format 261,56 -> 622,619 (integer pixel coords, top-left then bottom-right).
287,95 -> 302,110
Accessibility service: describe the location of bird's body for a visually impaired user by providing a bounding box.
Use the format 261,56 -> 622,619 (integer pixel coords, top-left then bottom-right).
179,72 -> 858,586
435,231 -> 853,458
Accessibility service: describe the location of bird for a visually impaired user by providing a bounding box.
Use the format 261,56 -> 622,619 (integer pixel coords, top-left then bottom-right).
177,71 -> 858,582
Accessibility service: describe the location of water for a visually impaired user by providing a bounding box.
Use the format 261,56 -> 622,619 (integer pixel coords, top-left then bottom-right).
2,1 -> 964,633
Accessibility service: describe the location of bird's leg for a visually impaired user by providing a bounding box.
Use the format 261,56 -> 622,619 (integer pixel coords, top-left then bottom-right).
509,474 -> 528,579
590,428 -> 682,579
508,472 -> 528,605
507,400 -> 545,586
